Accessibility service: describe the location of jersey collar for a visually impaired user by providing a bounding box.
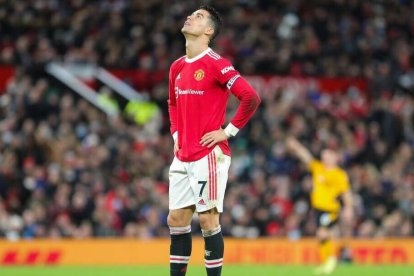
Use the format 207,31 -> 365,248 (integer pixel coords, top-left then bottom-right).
185,47 -> 211,63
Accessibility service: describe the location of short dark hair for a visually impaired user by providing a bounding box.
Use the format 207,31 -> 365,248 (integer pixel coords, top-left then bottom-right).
199,5 -> 222,44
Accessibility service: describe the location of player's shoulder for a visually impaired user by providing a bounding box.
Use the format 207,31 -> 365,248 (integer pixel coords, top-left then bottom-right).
338,168 -> 348,177
309,159 -> 323,168
206,49 -> 232,64
205,49 -> 222,61
170,56 -> 186,69
206,49 -> 236,73
333,167 -> 348,178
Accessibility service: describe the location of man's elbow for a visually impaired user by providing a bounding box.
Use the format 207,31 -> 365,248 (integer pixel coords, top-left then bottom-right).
248,93 -> 261,112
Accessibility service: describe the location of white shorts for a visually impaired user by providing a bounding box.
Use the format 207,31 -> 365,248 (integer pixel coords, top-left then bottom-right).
169,146 -> 231,213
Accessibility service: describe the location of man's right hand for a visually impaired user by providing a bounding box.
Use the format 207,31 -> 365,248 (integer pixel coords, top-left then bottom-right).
174,141 -> 179,155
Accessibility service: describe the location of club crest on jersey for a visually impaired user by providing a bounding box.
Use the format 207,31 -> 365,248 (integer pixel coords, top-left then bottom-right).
194,69 -> 205,81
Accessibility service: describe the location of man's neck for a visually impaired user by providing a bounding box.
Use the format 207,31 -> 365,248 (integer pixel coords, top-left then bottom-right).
185,39 -> 209,59
324,163 -> 337,170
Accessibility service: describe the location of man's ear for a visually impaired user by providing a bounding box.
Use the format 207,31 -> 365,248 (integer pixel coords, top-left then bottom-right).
205,26 -> 214,37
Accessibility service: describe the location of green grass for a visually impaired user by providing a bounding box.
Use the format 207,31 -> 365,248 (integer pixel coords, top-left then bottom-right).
0,265 -> 412,276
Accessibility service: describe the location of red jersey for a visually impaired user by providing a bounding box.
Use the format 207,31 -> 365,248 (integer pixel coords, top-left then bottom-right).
168,48 -> 260,162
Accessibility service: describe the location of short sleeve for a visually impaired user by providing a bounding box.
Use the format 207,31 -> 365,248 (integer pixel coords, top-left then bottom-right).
308,160 -> 323,173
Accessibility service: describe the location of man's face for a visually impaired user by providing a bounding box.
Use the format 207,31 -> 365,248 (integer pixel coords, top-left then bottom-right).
321,149 -> 338,167
181,9 -> 213,38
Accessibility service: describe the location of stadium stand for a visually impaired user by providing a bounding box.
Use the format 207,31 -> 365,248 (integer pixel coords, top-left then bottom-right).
0,0 -> 413,240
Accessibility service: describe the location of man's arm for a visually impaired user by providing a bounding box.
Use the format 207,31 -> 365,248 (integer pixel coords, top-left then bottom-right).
168,68 -> 177,137
226,76 -> 261,134
286,136 -> 314,164
167,66 -> 179,154
200,57 -> 260,148
200,76 -> 261,148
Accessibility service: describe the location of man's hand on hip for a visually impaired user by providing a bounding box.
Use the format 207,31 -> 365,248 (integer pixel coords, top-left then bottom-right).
200,128 -> 228,148
174,141 -> 179,155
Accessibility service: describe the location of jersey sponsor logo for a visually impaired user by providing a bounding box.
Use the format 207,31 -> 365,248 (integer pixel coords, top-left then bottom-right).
194,69 -> 205,81
226,74 -> 240,89
221,66 -> 235,74
175,87 -> 205,98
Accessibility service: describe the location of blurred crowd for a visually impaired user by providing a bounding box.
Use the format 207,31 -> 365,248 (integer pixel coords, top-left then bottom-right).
0,0 -> 413,239
1,0 -> 414,79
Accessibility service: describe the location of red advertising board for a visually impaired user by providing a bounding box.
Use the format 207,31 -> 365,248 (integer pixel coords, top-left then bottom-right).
0,238 -> 413,266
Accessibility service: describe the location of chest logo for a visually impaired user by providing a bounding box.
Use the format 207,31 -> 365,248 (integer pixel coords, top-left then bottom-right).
194,69 -> 205,81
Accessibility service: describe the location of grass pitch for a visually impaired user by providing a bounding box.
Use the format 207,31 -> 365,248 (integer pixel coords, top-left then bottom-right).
0,265 -> 412,276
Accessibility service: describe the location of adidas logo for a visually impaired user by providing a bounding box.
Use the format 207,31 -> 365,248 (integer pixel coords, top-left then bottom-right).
198,199 -> 206,205
176,73 -> 181,80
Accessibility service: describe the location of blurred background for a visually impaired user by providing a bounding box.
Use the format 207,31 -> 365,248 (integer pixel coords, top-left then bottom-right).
0,0 -> 413,263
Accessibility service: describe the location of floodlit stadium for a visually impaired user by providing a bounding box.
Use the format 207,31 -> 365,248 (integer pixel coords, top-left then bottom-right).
0,0 -> 413,275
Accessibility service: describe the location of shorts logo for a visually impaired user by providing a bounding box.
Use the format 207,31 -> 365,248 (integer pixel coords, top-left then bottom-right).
194,69 -> 205,81
198,199 -> 206,205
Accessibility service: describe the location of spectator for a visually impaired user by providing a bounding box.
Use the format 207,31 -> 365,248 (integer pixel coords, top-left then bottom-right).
0,0 -> 413,239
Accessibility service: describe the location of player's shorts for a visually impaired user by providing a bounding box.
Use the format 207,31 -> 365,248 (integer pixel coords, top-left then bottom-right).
314,209 -> 339,228
169,145 -> 231,213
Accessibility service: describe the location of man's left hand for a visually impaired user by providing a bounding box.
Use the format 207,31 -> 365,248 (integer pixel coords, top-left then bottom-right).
200,128 -> 228,148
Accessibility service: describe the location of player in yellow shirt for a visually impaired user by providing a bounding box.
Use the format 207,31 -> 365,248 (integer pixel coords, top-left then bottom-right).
286,137 -> 353,275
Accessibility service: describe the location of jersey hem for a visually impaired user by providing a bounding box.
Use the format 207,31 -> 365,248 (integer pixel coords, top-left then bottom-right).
176,144 -> 231,162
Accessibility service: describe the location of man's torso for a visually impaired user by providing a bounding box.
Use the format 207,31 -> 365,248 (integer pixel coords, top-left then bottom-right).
171,49 -> 238,162
309,161 -> 349,212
